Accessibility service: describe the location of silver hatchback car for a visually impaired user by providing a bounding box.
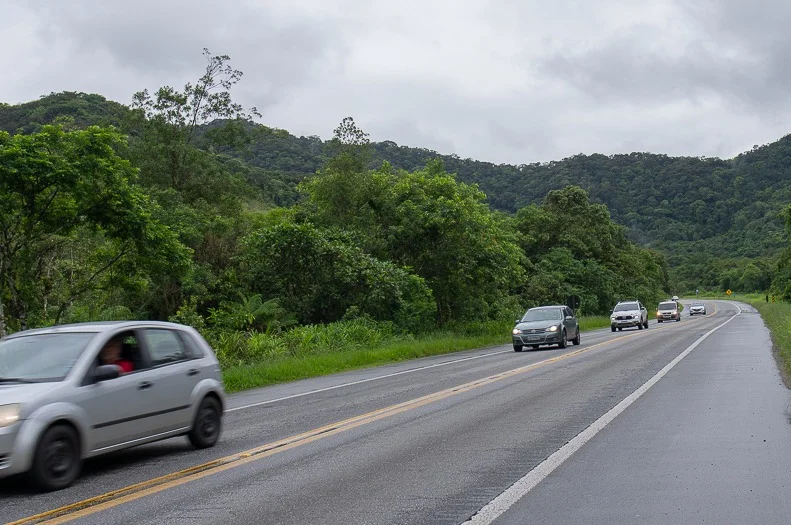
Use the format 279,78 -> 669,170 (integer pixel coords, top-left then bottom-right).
0,321 -> 225,491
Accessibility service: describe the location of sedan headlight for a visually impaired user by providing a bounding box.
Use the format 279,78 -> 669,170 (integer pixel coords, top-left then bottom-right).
547,325 -> 559,332
512,328 -> 521,335
0,404 -> 20,427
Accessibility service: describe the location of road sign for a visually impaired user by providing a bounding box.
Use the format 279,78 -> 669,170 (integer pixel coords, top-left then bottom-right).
726,289 -> 732,296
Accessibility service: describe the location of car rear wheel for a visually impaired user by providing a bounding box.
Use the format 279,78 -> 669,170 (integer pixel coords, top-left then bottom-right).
29,424 -> 81,492
188,396 -> 223,449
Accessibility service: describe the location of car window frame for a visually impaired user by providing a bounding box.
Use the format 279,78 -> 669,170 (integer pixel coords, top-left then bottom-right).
80,329 -> 149,386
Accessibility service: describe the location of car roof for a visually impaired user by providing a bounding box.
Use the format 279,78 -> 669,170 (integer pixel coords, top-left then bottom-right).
2,320 -> 189,339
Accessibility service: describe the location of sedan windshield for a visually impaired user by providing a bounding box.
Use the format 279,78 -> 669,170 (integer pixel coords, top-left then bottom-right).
658,302 -> 677,310
613,303 -> 639,312
522,308 -> 563,322
0,332 -> 96,382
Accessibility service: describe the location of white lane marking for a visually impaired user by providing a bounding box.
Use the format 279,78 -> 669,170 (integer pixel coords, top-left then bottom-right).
227,349 -> 512,412
463,302 -> 742,524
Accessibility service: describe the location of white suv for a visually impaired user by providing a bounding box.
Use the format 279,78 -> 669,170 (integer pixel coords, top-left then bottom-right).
610,301 -> 648,332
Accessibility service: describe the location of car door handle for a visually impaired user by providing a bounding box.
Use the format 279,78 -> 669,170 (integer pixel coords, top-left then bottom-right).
138,381 -> 153,390
187,369 -> 200,377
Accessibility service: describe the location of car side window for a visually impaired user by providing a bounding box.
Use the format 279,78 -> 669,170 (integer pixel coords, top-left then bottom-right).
142,329 -> 189,367
179,331 -> 206,359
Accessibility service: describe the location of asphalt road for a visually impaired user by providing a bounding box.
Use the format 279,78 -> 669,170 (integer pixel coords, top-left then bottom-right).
3,300 -> 787,524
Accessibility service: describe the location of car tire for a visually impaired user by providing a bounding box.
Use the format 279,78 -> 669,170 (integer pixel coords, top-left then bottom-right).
513,344 -> 523,352
643,320 -> 648,329
530,345 -> 539,349
638,322 -> 643,330
658,319 -> 663,323
29,424 -> 81,492
572,330 -> 581,345
611,326 -> 616,332
188,396 -> 223,449
558,330 -> 567,349
618,327 -> 623,331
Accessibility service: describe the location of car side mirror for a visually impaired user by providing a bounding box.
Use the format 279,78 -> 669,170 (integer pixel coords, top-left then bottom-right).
94,364 -> 120,382
515,318 -> 521,324
565,315 -> 574,320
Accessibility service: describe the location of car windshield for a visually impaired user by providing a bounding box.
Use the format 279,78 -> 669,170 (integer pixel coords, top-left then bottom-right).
521,308 -> 563,322
613,303 -> 639,312
0,332 -> 96,382
658,302 -> 677,310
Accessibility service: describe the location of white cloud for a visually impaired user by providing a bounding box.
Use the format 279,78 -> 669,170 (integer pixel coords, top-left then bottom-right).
1,0 -> 789,164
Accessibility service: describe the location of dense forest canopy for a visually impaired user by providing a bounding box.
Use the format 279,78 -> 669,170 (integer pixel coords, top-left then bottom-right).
1,49 -> 790,341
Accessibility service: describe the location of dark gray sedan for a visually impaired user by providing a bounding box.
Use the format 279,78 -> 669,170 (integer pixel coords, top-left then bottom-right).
512,305 -> 581,352
0,321 -> 226,491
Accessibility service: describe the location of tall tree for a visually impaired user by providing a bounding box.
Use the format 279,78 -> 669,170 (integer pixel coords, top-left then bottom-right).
0,125 -> 189,334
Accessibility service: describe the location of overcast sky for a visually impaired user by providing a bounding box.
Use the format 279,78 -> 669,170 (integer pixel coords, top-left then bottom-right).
2,0 -> 789,164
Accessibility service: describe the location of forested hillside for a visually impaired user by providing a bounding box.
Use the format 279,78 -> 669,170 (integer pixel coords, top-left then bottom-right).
0,50 -> 677,362
2,52 -> 790,304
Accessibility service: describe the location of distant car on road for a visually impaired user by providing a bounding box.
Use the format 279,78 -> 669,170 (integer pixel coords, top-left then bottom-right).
512,305 -> 580,352
672,295 -> 679,301
610,301 -> 648,332
657,301 -> 681,322
0,321 -> 226,491
688,303 -> 707,316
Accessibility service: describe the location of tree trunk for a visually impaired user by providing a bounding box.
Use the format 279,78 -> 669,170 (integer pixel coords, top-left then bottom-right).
0,296 -> 6,337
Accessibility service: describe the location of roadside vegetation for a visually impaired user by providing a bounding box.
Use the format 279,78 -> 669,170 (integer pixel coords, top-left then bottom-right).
8,48 -> 791,392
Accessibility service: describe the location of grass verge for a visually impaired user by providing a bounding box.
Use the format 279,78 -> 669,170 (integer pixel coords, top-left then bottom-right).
221,315 -> 611,393
738,295 -> 791,386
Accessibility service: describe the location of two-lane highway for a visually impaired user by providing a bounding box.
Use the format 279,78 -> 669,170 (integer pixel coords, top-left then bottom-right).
4,301 -> 786,524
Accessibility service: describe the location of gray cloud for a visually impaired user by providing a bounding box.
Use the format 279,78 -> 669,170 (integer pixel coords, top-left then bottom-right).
1,0 -> 790,164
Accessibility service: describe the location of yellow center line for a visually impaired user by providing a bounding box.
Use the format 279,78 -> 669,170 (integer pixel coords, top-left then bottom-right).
10,306 -> 727,525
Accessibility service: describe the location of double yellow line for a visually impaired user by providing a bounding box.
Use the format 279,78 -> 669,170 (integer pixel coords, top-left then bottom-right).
10,309 -> 721,524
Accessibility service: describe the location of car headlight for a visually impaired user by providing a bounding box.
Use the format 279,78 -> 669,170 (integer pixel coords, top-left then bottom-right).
0,404 -> 20,428
547,325 -> 559,332
512,328 -> 521,335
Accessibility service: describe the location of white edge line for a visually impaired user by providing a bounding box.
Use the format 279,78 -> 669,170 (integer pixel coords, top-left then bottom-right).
226,349 -> 511,412
463,301 -> 742,525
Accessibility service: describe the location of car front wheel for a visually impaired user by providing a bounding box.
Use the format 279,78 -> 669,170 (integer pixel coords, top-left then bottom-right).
189,396 -> 223,449
29,424 -> 81,491
558,330 -> 567,349
513,344 -> 523,352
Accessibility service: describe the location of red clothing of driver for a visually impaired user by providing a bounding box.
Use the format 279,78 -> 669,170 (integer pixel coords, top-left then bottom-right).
116,359 -> 134,374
